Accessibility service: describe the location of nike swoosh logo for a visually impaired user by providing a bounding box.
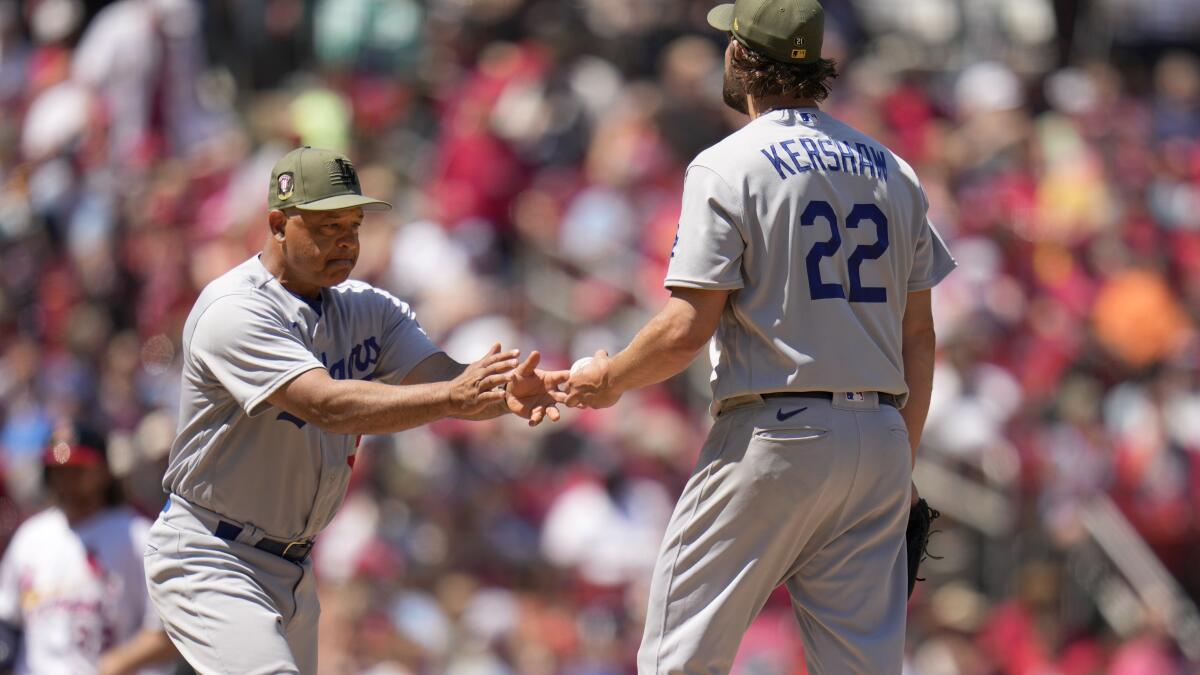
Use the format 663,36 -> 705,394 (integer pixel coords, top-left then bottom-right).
776,406 -> 808,421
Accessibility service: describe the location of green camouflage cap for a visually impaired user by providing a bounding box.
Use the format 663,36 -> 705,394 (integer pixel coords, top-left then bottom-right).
708,0 -> 824,64
268,146 -> 392,212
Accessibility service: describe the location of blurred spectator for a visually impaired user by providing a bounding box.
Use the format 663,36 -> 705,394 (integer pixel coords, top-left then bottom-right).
0,0 -> 1197,672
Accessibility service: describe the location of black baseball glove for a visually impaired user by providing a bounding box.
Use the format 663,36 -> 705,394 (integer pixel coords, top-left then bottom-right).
906,498 -> 941,598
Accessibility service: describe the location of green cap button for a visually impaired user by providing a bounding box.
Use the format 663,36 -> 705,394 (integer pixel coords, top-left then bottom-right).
708,0 -> 824,65
268,147 -> 392,212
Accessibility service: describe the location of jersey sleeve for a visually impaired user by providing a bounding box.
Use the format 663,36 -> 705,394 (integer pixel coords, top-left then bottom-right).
370,290 -> 442,385
907,187 -> 957,291
190,295 -> 326,417
664,164 -> 746,290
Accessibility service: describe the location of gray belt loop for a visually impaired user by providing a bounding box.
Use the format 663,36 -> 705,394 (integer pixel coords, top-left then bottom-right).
171,494 -> 269,546
235,523 -> 267,546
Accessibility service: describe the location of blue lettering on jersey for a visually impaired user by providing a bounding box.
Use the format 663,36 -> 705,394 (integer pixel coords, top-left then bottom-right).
837,141 -> 859,175
278,336 -> 382,427
327,358 -> 345,380
350,337 -> 381,375
870,147 -> 889,182
818,139 -> 840,172
799,138 -> 824,172
760,145 -> 796,180
277,412 -> 307,429
758,137 -> 889,183
855,143 -> 876,178
322,336 -> 380,382
780,139 -> 811,175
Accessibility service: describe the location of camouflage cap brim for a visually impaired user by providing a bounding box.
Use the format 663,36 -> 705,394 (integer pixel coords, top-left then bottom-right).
708,3 -> 735,31
294,194 -> 392,213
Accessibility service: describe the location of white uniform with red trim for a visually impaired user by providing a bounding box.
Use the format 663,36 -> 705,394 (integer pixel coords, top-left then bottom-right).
0,506 -> 168,675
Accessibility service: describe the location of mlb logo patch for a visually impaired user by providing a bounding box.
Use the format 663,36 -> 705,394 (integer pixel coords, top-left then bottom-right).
791,37 -> 807,60
846,392 -> 866,402
798,112 -> 816,126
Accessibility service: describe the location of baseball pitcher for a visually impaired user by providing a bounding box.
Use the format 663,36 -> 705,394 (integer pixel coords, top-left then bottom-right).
560,1 -> 956,672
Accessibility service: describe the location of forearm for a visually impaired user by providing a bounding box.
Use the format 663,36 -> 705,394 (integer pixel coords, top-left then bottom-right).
98,630 -> 176,675
410,354 -> 510,421
452,397 -> 509,421
312,379 -> 456,434
564,290 -> 726,409
609,310 -> 707,395
900,330 -> 936,466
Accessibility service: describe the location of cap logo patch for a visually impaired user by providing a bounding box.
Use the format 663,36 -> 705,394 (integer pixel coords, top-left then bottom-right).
329,158 -> 360,190
733,17 -> 739,31
795,37 -> 805,46
791,49 -> 807,59
277,172 -> 295,201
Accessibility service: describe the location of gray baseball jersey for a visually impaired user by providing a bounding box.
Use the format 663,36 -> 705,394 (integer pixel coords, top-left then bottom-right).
641,107 -> 956,674
665,108 -> 956,413
164,255 -> 441,541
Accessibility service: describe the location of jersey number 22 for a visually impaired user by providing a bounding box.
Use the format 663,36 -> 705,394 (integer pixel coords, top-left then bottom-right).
802,200 -> 888,303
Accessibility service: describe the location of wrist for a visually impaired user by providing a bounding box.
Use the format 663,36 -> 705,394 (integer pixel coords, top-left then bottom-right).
604,359 -> 625,398
438,381 -> 460,415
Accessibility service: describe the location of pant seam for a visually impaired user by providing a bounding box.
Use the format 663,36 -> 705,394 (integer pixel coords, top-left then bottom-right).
175,528 -> 233,675
288,562 -> 317,672
653,416 -> 738,673
287,560 -> 305,624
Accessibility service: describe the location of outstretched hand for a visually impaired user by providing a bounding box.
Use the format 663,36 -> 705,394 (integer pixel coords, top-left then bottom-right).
448,343 -> 519,417
505,351 -> 571,426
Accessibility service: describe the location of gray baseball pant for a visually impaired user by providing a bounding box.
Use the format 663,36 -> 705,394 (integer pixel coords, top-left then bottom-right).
143,495 -> 319,675
638,392 -> 912,674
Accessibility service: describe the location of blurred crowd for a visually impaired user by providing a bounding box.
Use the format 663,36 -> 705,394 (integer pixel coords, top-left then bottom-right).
1,0 -> 1200,673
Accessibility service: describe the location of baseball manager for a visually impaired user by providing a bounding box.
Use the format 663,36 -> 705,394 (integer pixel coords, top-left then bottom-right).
144,146 -> 562,674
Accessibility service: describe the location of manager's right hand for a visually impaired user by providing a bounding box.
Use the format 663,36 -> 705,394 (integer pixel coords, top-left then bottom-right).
448,343 -> 520,416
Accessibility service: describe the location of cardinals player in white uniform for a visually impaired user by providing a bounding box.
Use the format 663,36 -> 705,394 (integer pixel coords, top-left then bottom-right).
0,423 -> 178,675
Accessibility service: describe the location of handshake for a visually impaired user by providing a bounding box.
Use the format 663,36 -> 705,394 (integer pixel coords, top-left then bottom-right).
453,345 -> 621,426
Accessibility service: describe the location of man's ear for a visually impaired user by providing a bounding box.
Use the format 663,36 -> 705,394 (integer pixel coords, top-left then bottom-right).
729,38 -> 744,59
268,210 -> 288,241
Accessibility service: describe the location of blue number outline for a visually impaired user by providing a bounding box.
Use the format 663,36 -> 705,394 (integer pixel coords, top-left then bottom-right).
801,200 -> 846,300
845,203 -> 889,303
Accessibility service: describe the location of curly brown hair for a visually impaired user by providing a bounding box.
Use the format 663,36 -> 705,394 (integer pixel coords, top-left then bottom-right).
728,40 -> 839,102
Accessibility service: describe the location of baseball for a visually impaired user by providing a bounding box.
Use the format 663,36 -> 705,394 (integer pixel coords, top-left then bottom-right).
570,357 -> 594,375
